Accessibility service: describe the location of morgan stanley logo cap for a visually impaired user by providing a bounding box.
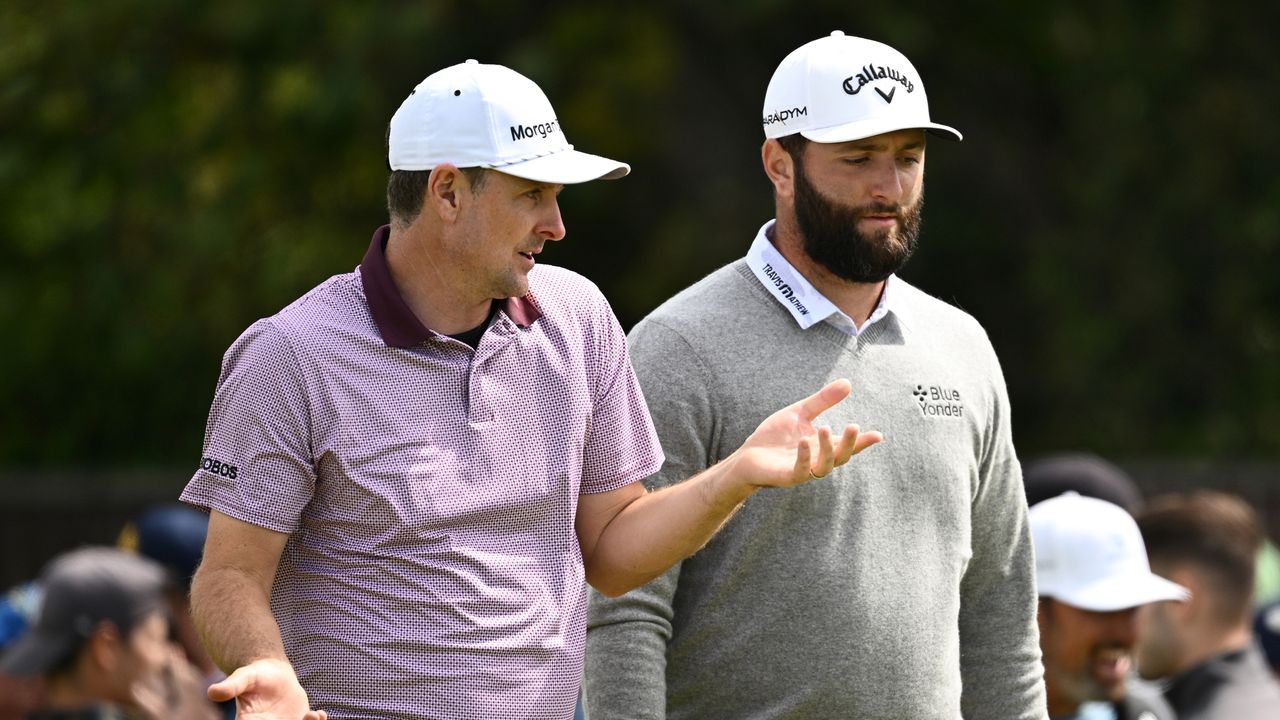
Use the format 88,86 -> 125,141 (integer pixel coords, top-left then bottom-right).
763,31 -> 962,143
388,60 -> 629,184
1030,492 -> 1190,613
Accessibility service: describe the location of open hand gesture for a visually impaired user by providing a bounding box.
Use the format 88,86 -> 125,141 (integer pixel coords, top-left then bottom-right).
733,379 -> 881,488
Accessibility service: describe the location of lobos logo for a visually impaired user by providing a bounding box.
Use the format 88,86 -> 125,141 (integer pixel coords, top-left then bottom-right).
912,384 -> 964,418
199,456 -> 239,479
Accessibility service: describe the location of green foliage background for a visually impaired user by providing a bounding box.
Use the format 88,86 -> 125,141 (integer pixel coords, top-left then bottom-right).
2,1 -> 1277,468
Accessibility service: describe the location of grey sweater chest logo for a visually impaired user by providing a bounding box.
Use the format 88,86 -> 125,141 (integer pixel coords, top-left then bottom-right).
912,384 -> 964,418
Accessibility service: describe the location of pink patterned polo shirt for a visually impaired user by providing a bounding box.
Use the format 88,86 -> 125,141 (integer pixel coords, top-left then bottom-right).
181,226 -> 663,719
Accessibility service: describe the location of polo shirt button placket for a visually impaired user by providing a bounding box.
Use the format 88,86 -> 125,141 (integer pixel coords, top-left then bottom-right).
467,344 -> 494,425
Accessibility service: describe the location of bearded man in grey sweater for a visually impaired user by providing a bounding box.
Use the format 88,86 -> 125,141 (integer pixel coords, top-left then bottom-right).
585,32 -> 1048,719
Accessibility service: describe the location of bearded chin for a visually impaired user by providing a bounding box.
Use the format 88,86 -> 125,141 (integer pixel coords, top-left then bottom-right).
794,169 -> 923,284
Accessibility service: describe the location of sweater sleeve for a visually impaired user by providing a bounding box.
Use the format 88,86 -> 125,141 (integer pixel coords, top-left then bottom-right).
585,318 -> 718,720
959,338 -> 1049,719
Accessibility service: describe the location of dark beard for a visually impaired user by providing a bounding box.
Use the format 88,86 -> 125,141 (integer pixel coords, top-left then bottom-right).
792,160 -> 923,284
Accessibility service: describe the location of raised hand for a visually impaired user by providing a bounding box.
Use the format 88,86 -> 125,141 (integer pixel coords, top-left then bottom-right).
731,379 -> 881,488
208,658 -> 328,720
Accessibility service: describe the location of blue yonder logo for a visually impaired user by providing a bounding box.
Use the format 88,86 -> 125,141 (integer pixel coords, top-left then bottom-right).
912,384 -> 964,418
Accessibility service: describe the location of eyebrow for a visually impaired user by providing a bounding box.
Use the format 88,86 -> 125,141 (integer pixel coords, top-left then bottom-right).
518,181 -> 565,193
847,139 -> 926,152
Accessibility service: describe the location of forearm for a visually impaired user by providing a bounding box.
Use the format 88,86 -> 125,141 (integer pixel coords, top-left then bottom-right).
190,564 -> 290,673
585,453 -> 755,596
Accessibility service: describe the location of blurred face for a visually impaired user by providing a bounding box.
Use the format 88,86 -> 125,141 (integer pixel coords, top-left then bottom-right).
1135,600 -> 1183,680
1038,599 -> 1139,716
113,612 -> 171,709
790,129 -> 926,283
451,170 -> 566,301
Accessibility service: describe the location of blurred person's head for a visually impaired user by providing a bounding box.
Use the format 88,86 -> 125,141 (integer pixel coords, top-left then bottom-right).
118,503 -> 209,590
1031,492 -> 1189,716
0,547 -> 171,713
760,32 -> 960,283
119,503 -> 216,675
1023,452 -> 1144,515
1135,491 -> 1264,680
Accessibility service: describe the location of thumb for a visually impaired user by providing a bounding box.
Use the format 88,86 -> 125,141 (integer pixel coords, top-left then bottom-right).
207,665 -> 254,703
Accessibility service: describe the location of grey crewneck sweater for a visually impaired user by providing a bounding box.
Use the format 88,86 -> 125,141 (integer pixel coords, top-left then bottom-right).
586,260 -> 1047,719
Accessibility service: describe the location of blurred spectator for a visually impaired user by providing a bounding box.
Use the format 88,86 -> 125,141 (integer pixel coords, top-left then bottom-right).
0,547 -> 218,720
1136,492 -> 1280,718
117,503 -> 231,720
1024,453 -> 1280,608
1032,492 -> 1189,719
1255,599 -> 1280,680
0,581 -> 45,720
117,505 -> 217,673
1024,453 -> 1144,515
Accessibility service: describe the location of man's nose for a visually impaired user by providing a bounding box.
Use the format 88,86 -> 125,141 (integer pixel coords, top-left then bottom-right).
1103,608 -> 1140,645
868,158 -> 905,204
539,197 -> 566,242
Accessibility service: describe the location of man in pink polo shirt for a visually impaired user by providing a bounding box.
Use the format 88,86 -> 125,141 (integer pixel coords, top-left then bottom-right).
181,60 -> 881,720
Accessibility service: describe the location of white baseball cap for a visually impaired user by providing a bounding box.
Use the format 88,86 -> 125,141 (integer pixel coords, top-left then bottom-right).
1031,492 -> 1190,612
388,60 -> 629,184
763,31 -> 962,143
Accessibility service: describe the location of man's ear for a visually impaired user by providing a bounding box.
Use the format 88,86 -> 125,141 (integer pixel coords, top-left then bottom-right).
1164,566 -> 1201,623
426,164 -> 463,222
86,621 -> 124,673
762,139 -> 798,199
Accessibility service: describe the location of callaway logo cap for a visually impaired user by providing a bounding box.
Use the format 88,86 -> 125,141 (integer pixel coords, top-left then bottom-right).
0,547 -> 167,676
388,60 -> 629,184
1031,493 -> 1190,612
763,31 -> 962,143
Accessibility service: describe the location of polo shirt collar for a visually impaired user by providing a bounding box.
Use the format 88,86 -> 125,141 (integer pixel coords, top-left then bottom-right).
745,220 -> 913,336
359,225 -> 543,348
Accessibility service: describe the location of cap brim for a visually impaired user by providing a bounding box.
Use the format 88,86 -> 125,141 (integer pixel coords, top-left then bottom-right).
1050,572 -> 1191,612
491,149 -> 629,184
0,628 -> 76,676
802,117 -> 962,143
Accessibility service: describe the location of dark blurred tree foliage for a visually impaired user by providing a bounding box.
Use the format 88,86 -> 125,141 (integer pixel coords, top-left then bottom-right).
1,0 -> 1277,468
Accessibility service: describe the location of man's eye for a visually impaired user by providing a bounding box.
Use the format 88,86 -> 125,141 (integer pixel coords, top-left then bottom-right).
525,190 -> 542,200
845,157 -> 870,165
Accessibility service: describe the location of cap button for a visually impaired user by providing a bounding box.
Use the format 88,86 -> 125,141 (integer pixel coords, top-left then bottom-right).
465,59 -> 478,64
830,30 -> 845,37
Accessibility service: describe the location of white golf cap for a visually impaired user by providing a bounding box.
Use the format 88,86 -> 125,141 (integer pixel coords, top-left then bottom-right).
1031,492 -> 1190,612
763,31 -> 962,143
388,60 -> 629,184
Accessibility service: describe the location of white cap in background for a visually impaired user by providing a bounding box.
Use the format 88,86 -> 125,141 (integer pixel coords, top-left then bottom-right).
1031,492 -> 1190,611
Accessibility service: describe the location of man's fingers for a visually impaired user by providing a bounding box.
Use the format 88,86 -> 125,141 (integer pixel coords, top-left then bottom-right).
833,425 -> 883,465
792,436 -> 813,480
206,667 -> 250,702
810,425 -> 836,479
794,379 -> 852,421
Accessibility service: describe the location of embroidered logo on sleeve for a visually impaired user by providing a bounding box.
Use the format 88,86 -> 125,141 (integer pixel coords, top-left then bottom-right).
912,384 -> 964,418
199,456 -> 239,479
